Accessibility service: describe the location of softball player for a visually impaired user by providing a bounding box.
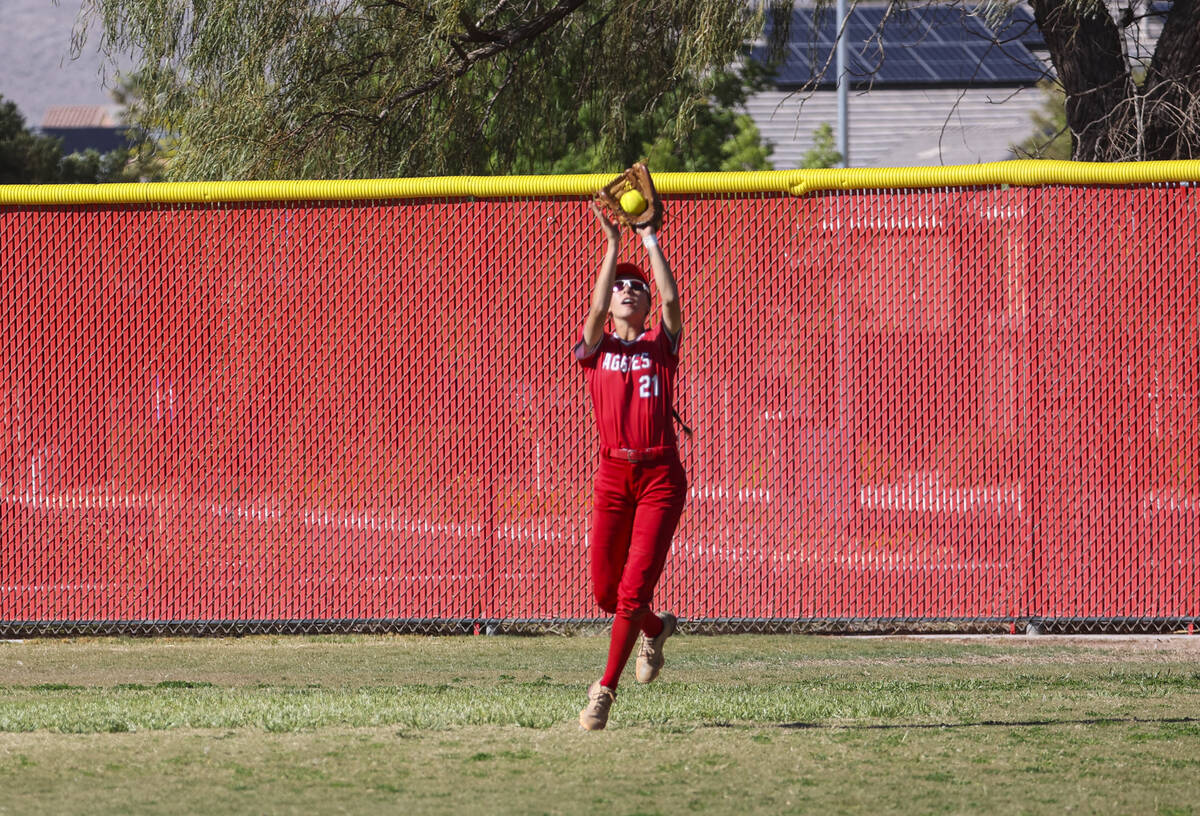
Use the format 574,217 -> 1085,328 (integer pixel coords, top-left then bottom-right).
574,200 -> 687,731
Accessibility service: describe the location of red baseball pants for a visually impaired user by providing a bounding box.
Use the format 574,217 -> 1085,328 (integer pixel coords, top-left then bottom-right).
589,451 -> 687,689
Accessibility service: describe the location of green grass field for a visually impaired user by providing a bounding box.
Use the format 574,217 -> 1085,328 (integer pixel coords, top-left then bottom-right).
1,633 -> 1198,815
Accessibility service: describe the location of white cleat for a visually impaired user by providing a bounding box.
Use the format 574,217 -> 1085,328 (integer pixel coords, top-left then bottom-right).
635,612 -> 678,684
579,680 -> 616,730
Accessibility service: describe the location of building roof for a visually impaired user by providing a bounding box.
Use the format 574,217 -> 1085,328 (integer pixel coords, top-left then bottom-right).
756,3 -> 1051,89
41,105 -> 119,128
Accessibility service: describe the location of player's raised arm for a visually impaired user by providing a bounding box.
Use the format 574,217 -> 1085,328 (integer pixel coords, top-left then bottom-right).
581,201 -> 622,352
637,223 -> 681,339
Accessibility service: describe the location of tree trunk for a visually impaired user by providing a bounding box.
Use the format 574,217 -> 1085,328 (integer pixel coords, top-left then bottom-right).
1034,0 -> 1200,161
1031,0 -> 1134,161
1142,0 -> 1200,159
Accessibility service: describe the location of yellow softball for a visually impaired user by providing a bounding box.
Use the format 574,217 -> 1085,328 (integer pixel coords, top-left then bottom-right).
619,189 -> 647,216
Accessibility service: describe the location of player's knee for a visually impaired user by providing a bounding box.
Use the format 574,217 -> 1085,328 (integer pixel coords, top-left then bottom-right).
615,595 -> 650,620
594,590 -> 618,614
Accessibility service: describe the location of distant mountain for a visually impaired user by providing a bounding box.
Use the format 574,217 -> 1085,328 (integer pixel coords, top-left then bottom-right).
0,0 -> 128,130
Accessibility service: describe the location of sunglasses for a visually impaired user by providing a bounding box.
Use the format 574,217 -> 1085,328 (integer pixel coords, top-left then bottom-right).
612,278 -> 649,294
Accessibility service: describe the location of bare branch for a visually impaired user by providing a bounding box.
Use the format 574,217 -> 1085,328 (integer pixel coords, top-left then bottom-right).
389,0 -> 589,105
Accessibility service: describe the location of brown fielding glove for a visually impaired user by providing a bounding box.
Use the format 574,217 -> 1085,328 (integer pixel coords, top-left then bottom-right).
594,162 -> 664,232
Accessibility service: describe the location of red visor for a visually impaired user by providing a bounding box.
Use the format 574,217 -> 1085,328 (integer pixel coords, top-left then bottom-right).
614,262 -> 648,284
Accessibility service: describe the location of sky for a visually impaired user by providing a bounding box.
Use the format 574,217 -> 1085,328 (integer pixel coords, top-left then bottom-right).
0,0 -> 129,128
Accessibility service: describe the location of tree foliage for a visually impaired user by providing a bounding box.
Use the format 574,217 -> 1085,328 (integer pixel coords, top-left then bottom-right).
642,62 -> 775,172
514,60 -> 775,173
800,122 -> 842,168
0,95 -> 143,183
84,0 -> 777,180
80,0 -> 1200,178
0,97 -> 63,183
1014,81 -> 1072,160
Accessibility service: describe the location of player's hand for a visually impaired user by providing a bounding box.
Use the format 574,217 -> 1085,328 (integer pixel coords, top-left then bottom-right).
591,200 -> 621,243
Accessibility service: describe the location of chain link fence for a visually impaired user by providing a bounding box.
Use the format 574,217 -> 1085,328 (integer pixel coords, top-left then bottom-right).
1,178 -> 1197,636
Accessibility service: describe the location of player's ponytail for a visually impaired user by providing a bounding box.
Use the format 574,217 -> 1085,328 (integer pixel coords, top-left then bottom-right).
672,408 -> 693,440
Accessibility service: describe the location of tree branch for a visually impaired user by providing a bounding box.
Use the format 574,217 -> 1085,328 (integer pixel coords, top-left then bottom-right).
387,0 -> 589,106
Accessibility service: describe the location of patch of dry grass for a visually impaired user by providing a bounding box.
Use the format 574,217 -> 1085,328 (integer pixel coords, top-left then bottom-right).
0,634 -> 1198,814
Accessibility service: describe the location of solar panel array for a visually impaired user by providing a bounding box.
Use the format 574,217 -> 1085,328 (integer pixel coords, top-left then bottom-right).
994,4 -> 1046,52
759,4 -> 1050,88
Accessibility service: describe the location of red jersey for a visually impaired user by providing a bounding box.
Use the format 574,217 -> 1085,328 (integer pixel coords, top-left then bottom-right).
575,323 -> 680,451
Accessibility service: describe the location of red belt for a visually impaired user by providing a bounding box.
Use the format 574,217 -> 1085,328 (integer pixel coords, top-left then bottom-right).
602,446 -> 676,463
